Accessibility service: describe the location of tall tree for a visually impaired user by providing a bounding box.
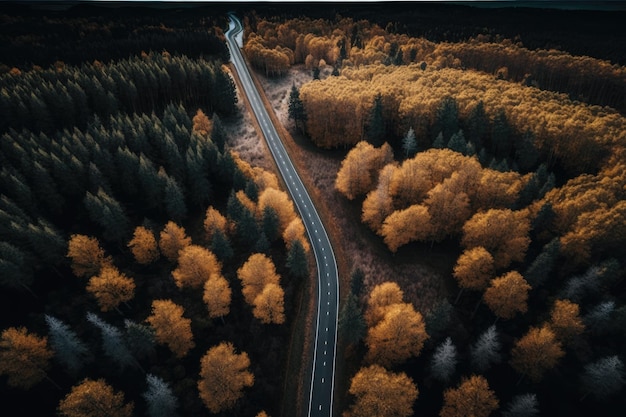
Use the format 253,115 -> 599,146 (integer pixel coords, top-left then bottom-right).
0,241 -> 34,293
143,374 -> 179,417
86,266 -> 136,313
159,221 -> 191,262
253,283 -> 286,324
580,355 -> 625,401
502,393 -> 539,417
86,313 -> 135,370
197,342 -> 254,413
288,84 -> 307,133
366,94 -> 385,147
345,364 -> 418,417
510,325 -> 564,382
160,170 -> 187,222
237,253 -> 281,305
548,299 -> 584,343
440,375 -> 499,417
84,188 -> 130,242
123,319 -> 155,359
210,229 -> 234,261
203,273 -> 232,319
402,126 -> 417,157
67,234 -> 111,278
365,281 -> 405,326
433,96 -> 459,142
146,300 -> 195,358
339,292 -> 367,346
430,337 -> 458,383
0,327 -> 53,389
45,315 -> 91,375
58,378 -> 134,417
470,325 -> 501,372
483,271 -> 531,321
524,238 -> 559,288
172,245 -> 221,289
286,239 -> 309,279
128,226 -> 160,265
453,246 -> 494,301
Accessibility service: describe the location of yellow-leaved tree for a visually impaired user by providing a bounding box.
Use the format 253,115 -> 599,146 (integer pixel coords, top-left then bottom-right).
483,271 -> 531,321
86,266 -> 136,313
510,325 -> 564,382
440,375 -> 499,417
198,342 -> 254,413
0,327 -> 53,389
253,283 -> 285,324
159,221 -> 191,262
548,299 -> 585,343
172,245 -> 221,289
67,234 -> 111,278
237,253 -> 281,305
146,299 -> 195,358
335,141 -> 393,200
453,246 -> 494,300
204,206 -> 228,241
58,378 -> 133,417
203,273 -> 232,319
128,226 -> 160,265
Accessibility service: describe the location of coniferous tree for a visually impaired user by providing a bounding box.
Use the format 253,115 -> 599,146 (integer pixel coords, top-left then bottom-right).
45,315 -> 91,375
583,300 -> 615,336
466,100 -> 489,150
84,188 -> 130,242
27,219 -> 66,266
123,319 -> 155,359
288,84 -> 307,134
425,300 -> 454,348
286,239 -> 309,279
339,292 -> 366,346
580,356 -> 625,401
430,337 -> 458,383
447,130 -> 467,154
433,96 -> 459,142
470,325 -> 501,372
210,228 -> 234,261
502,394 -> 539,417
211,113 -> 228,152
402,126 -> 418,157
0,242 -> 33,292
524,238 -> 560,288
160,170 -> 187,223
491,108 -> 512,158
87,313 -> 135,370
262,205 -> 281,242
366,94 -> 385,147
143,374 -> 179,417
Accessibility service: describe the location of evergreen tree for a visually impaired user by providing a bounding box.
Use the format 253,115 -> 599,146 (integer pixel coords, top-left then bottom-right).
288,84 -> 307,133
26,219 -> 66,266
312,66 -> 320,80
366,94 -> 385,147
502,394 -> 540,417
160,170 -> 187,222
470,325 -> 501,372
45,315 -> 91,375
124,319 -> 155,359
286,239 -> 309,279
210,228 -> 234,261
524,238 -> 560,288
143,374 -> 179,417
425,300 -> 454,347
245,180 -> 259,202
583,300 -> 615,336
433,96 -> 459,141
211,113 -> 227,152
0,242 -> 33,292
137,154 -> 162,209
262,206 -> 281,243
447,130 -> 467,154
84,188 -> 130,242
466,101 -> 489,149
402,127 -> 418,157
580,356 -> 625,401
87,313 -> 135,370
338,292 -> 366,346
432,132 -> 445,149
350,268 -> 365,298
491,108 -> 512,158
515,130 -> 540,172
430,337 -> 457,383
254,232 -> 271,254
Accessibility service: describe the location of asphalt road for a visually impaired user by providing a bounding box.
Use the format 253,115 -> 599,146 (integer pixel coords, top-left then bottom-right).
226,14 -> 339,417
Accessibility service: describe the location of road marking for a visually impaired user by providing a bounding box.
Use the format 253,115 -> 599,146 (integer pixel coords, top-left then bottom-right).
319,405 -> 322,411
324,362 -> 326,366
326,327 -> 328,331
322,377 -> 325,383
327,311 -> 329,315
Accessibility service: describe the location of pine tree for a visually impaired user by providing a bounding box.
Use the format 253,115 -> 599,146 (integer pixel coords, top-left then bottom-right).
580,356 -> 625,400
447,130 -> 467,154
87,313 -> 135,370
0,242 -> 34,292
502,394 -> 539,417
84,188 -> 130,242
123,319 -> 155,359
262,206 -> 281,242
366,94 -> 385,147
491,108 -> 511,158
211,228 -> 234,261
45,315 -> 91,375
524,238 -> 560,288
143,374 -> 179,417
434,96 -> 459,142
288,84 -> 307,133
211,113 -> 228,152
583,300 -> 615,336
339,292 -> 366,346
470,325 -> 501,372
160,170 -> 187,222
425,300 -> 454,347
430,337 -> 457,383
286,239 -> 309,279
466,101 -> 489,150
402,126 -> 418,157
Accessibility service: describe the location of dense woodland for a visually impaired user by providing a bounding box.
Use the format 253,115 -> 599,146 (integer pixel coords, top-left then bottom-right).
0,5 -> 310,417
1,2 -> 626,417
242,7 -> 626,417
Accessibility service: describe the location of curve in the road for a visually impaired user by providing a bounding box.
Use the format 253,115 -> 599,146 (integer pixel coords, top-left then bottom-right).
226,15 -> 339,417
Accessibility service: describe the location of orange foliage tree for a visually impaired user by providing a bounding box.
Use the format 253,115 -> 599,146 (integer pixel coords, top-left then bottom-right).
364,281 -> 405,326
345,364 -> 418,417
453,246 -> 494,294
158,221 -> 191,262
257,187 -> 297,233
86,266 -> 136,312
252,283 -> 286,325
127,226 -> 160,265
67,234 -> 111,278
548,299 -> 585,343
237,253 -> 281,305
380,204 -> 432,252
483,271 -> 531,321
58,378 -> 133,417
203,273 -> 232,319
204,206 -> 228,241
510,325 -> 564,382
192,109 -> 212,137
172,245 -> 221,289
146,299 -> 195,358
198,342 -> 254,413
440,375 -> 499,417
335,141 -> 393,200
0,327 -> 53,389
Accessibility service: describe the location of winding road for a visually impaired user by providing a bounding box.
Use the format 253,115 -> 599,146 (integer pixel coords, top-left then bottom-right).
226,14 -> 339,417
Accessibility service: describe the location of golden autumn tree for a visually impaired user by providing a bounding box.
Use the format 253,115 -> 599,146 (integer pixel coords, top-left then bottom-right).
0,327 -> 53,389
58,378 -> 133,417
335,141 -> 393,200
548,299 -> 585,343
362,164 -> 396,233
127,226 -> 160,265
483,271 -> 531,321
198,342 -> 254,413
381,204 -> 432,252
510,325 -> 564,382
282,217 -> 310,252
67,234 -> 111,278
192,109 -> 212,137
86,266 -> 136,313
159,221 -> 192,262
345,364 -> 418,417
425,175 -> 472,242
204,206 -> 228,241
257,187 -> 297,232
366,302 -> 429,367
146,299 -> 195,358
365,281 -> 405,326
440,375 -> 499,417
453,246 -> 494,295
461,209 -> 531,270
237,253 -> 281,305
172,245 -> 221,289
253,283 -> 286,324
203,273 -> 232,319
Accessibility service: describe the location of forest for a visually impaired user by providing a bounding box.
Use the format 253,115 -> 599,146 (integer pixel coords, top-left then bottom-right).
0,3 -> 310,417
242,4 -> 626,417
1,2 -> 626,417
